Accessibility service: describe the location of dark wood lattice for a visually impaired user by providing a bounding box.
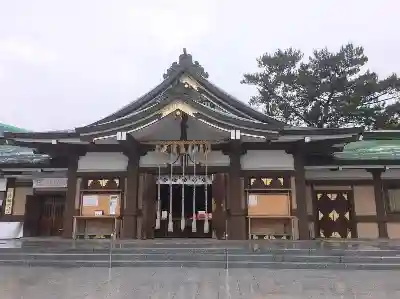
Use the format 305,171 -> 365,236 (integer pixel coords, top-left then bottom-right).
315,191 -> 353,238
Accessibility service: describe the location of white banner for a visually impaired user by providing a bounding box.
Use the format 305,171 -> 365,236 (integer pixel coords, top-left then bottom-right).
33,177 -> 67,189
0,222 -> 23,239
0,178 -> 7,192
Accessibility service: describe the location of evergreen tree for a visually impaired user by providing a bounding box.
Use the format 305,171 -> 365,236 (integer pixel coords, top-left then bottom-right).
242,44 -> 400,129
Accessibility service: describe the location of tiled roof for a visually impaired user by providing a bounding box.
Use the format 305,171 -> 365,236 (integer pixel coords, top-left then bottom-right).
335,140 -> 400,160
0,144 -> 49,164
0,123 -> 29,137
0,123 -> 49,165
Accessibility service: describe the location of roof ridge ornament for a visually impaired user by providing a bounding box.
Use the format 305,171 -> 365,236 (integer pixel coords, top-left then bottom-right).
163,48 -> 209,79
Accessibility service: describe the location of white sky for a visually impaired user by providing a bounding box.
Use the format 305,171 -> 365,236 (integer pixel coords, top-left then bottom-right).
0,0 -> 399,131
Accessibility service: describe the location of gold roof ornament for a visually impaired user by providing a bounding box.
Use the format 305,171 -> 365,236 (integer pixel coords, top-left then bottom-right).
329,210 -> 339,221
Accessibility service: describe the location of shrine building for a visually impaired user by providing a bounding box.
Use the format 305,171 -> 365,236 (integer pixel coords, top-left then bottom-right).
1,50 -> 400,240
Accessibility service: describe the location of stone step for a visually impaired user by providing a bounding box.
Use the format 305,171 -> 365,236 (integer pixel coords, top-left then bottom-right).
1,259 -> 400,270
1,247 -> 400,257
1,252 -> 400,267
2,252 -> 400,263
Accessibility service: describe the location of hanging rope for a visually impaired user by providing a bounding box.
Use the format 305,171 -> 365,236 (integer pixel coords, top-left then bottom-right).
180,154 -> 186,231
192,146 -> 197,233
168,148 -> 173,232
155,164 -> 161,230
204,151 -> 209,234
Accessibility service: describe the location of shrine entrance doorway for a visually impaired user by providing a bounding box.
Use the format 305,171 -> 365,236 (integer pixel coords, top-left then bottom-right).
154,175 -> 213,238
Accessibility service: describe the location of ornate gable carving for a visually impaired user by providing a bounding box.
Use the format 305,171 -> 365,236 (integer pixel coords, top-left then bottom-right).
161,101 -> 196,117
163,48 -> 209,79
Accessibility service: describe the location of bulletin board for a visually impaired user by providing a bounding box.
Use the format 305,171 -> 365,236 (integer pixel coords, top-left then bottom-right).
247,193 -> 290,216
80,193 -> 121,216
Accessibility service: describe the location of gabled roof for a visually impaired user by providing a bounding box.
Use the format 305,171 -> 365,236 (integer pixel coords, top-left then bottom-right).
75,81 -> 281,141
83,49 -> 286,130
3,49 -> 363,145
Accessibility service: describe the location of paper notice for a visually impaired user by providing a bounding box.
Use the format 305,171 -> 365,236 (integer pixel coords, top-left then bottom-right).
248,195 -> 258,206
82,195 -> 98,207
109,195 -> 118,215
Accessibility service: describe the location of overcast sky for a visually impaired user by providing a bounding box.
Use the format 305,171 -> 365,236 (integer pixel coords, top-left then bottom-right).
0,0 -> 399,131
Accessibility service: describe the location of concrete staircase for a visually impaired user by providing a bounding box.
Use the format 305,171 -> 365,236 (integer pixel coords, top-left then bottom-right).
0,239 -> 400,270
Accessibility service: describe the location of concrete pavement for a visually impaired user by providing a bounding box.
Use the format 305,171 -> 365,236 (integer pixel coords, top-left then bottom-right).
1,266 -> 400,298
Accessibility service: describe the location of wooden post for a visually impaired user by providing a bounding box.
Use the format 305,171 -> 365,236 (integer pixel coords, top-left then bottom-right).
370,169 -> 388,238
62,155 -> 79,238
212,173 -> 227,240
293,147 -> 310,240
227,140 -> 246,240
122,148 -> 140,239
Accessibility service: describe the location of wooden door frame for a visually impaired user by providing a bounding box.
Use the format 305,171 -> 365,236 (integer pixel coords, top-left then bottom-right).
23,195 -> 42,237
35,193 -> 66,237
141,174 -> 156,239
312,188 -> 358,239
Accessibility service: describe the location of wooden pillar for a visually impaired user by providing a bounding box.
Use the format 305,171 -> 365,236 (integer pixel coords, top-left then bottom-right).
212,173 -> 227,240
370,169 -> 388,238
62,155 -> 79,238
293,147 -> 309,240
227,140 -> 246,240
122,149 -> 140,239
144,174 -> 156,239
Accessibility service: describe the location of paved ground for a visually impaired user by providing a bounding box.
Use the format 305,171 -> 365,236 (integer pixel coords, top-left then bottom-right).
1,266 -> 400,298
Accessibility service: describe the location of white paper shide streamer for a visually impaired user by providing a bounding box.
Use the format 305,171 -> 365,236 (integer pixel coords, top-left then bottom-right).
181,154 -> 186,231
168,149 -> 173,232
155,164 -> 161,230
192,145 -> 197,233
204,151 -> 209,234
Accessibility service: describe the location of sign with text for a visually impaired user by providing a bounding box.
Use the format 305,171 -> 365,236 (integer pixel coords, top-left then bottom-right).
33,177 -> 68,189
4,188 -> 14,215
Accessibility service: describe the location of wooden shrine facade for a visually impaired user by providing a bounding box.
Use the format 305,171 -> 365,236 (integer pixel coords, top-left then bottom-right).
1,50 -> 400,240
